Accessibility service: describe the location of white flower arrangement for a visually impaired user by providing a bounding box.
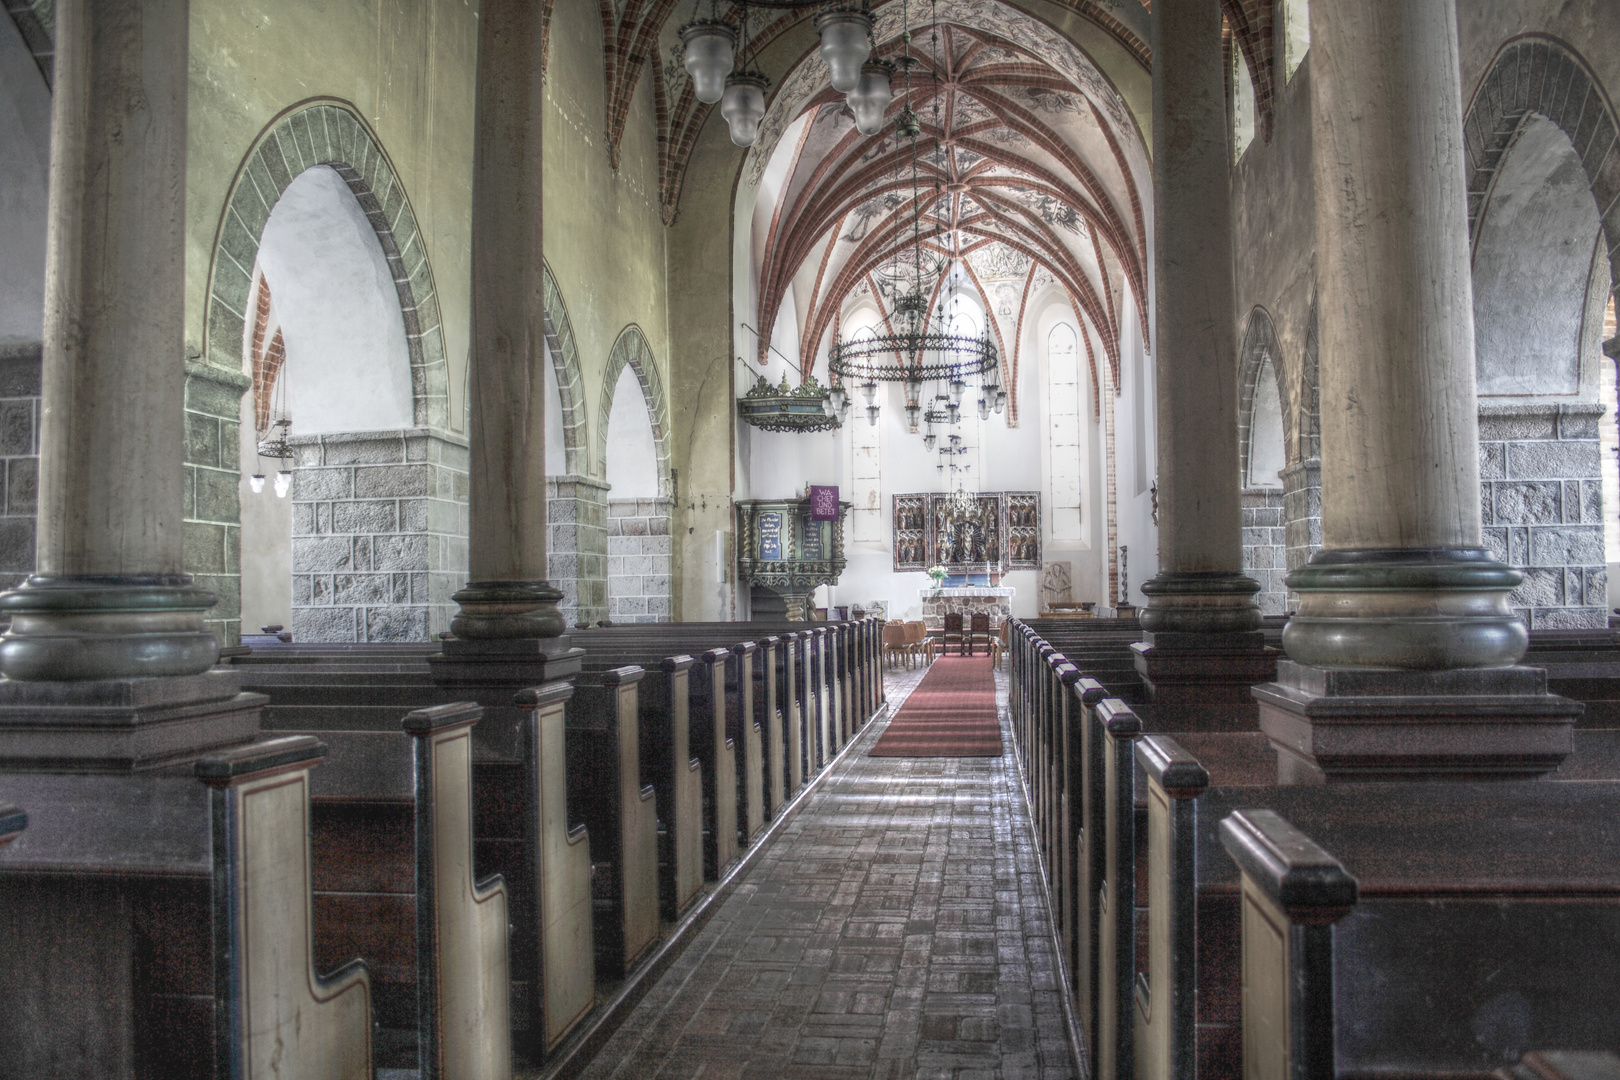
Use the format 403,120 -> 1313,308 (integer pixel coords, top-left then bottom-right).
926,565 -> 948,586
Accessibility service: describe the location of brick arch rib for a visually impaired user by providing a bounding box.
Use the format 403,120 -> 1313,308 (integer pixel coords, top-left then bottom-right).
1464,36 -> 1620,316
596,326 -> 673,498
202,100 -> 450,430
542,262 -> 590,475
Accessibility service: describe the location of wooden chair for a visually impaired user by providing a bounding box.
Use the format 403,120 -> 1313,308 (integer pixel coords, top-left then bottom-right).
883,622 -> 909,669
943,612 -> 965,656
968,612 -> 991,657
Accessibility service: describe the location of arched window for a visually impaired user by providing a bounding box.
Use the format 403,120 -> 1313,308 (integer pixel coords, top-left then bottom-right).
1281,0 -> 1309,81
1046,323 -> 1084,540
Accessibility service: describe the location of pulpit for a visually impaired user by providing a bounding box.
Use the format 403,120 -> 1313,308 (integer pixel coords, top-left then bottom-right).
736,498 -> 850,621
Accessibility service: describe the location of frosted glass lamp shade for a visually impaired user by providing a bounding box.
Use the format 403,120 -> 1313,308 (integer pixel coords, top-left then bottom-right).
814,9 -> 873,93
949,378 -> 966,405
681,21 -> 737,105
866,404 -> 880,427
904,404 -> 920,427
248,473 -> 266,494
923,432 -> 937,450
848,60 -> 893,136
994,389 -> 1007,414
721,72 -> 769,147
977,396 -> 990,420
828,384 -> 847,413
860,381 -> 877,406
273,470 -> 292,498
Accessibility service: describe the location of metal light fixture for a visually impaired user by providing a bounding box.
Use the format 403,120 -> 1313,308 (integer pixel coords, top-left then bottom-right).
248,473 -> 266,494
828,383 -> 847,414
814,8 -> 873,93
848,59 -> 893,136
722,71 -> 769,147
949,377 -> 966,405
994,388 -> 1007,415
923,430 -> 936,450
977,396 -> 990,420
680,20 -> 736,104
866,404 -> 880,426
860,381 -> 877,406
273,470 -> 292,499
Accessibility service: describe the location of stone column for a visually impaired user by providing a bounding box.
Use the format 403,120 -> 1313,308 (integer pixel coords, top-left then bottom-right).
0,0 -> 261,770
1254,0 -> 1579,782
432,0 -> 580,684
1133,0 -> 1275,701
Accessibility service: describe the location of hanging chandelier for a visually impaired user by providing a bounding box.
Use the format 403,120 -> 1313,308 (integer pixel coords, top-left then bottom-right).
680,1 -> 891,148
826,9 -> 999,431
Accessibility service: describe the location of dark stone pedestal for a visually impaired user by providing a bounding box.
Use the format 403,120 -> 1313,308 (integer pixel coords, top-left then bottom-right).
1254,659 -> 1581,783
0,669 -> 264,772
1131,631 -> 1279,703
427,636 -> 583,758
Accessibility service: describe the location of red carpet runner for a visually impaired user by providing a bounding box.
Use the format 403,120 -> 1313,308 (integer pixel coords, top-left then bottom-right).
869,653 -> 1003,757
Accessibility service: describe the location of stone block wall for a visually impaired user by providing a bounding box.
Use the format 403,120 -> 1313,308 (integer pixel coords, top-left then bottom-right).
184,363 -> 252,645
607,497 -> 672,623
0,346 -> 38,595
288,429 -> 468,642
547,475 -> 609,629
1280,459 -> 1322,576
1480,404 -> 1607,628
1241,487 -> 1289,615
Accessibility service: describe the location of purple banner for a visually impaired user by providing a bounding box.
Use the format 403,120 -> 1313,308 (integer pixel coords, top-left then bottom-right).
809,485 -> 839,521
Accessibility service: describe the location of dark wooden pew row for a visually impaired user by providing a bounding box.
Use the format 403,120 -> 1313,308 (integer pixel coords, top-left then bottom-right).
0,738 -> 383,1078
555,666 -> 659,979
1123,733 -> 1620,1080
1218,806 -> 1620,1080
225,715 -> 517,1078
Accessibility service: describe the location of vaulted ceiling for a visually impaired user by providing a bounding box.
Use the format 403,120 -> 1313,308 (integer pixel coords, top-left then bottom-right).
743,7 -> 1156,417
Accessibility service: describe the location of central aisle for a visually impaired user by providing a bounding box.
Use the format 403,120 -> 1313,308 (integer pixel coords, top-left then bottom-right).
572,661 -> 1081,1080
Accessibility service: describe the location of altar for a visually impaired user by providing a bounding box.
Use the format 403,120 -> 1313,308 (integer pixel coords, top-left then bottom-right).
919,586 -> 1015,630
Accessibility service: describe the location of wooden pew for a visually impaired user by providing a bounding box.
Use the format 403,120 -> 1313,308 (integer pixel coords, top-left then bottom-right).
197,736 -> 375,1080
1125,746 -> 1620,1079
561,667 -> 660,979
1497,1052 -> 1620,1080
403,704 -> 512,1080
1133,736 -> 1211,1080
1216,807 -> 1358,1080
511,683 -> 597,1052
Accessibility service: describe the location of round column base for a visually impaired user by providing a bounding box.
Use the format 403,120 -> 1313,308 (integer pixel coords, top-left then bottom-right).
1282,547 -> 1527,670
450,580 -> 567,639
0,574 -> 221,681
1139,572 -> 1264,634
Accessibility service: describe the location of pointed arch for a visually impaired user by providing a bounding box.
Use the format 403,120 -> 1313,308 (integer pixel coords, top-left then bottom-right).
596,326 -> 672,498
202,99 -> 450,429
1464,37 -> 1620,311
542,263 -> 590,475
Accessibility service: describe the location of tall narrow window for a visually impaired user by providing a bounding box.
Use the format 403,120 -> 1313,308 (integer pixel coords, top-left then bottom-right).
1047,323 -> 1083,540
848,326 -> 884,543
1281,0 -> 1310,81
1232,39 -> 1256,158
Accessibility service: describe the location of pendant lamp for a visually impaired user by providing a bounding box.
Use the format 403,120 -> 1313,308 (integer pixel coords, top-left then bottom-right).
814,9 -> 873,93
721,72 -> 769,147
848,59 -> 893,136
680,21 -> 736,104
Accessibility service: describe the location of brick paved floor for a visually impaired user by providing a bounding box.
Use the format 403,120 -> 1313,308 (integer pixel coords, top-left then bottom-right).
574,659 -> 1082,1080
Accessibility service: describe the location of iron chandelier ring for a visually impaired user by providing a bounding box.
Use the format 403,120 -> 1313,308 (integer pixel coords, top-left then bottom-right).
828,331 -> 998,383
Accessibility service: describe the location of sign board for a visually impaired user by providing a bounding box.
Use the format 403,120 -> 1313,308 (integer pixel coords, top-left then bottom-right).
758,512 -> 784,560
808,485 -> 840,521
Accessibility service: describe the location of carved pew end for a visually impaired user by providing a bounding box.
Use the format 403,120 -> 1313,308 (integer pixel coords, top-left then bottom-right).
1219,809 -> 1359,1080
198,735 -> 375,1080
403,702 -> 513,1080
